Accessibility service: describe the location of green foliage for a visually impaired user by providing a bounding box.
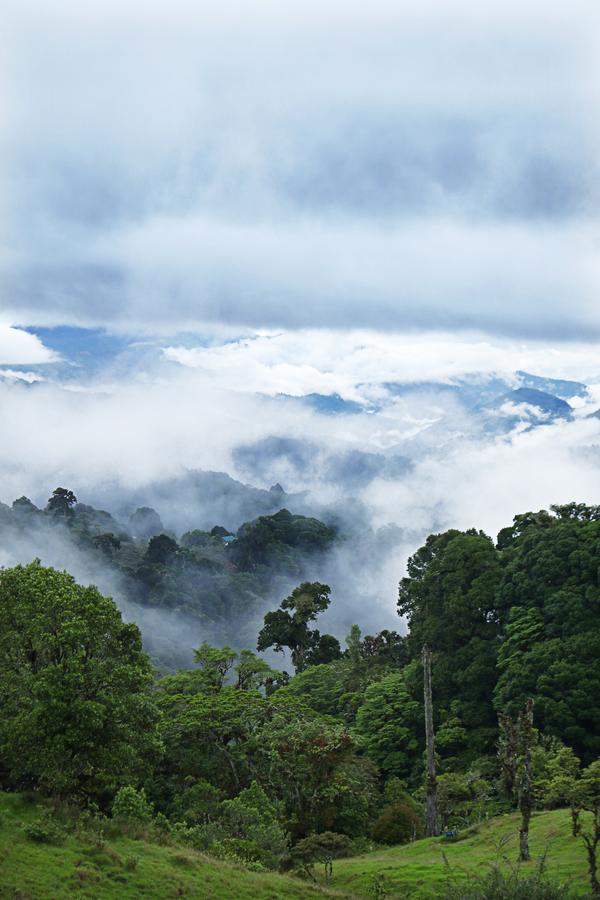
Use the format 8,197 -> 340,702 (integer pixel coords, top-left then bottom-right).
157,684 -> 269,796
437,771 -> 495,829
292,831 -> 352,880
371,802 -> 423,845
398,529 -> 502,753
193,642 -> 237,691
252,704 -> 361,838
494,509 -> 600,762
112,787 -> 154,823
354,672 -> 420,779
145,533 -> 179,565
257,582 -> 332,672
278,660 -> 354,720
442,858 -> 574,899
23,813 -> 66,846
203,782 -> 290,870
230,508 -> 335,572
305,632 -> 343,666
46,486 -> 77,518
533,740 -> 581,809
234,649 -> 280,691
0,561 -> 161,799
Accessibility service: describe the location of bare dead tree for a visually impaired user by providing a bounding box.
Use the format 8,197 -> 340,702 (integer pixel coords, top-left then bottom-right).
498,697 -> 536,862
422,644 -> 439,837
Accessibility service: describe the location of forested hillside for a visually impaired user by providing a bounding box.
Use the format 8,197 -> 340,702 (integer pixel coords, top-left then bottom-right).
0,489 -> 336,669
0,500 -> 599,897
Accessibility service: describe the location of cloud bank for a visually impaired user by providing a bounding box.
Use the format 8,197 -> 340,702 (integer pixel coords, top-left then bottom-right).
1,0 -> 598,337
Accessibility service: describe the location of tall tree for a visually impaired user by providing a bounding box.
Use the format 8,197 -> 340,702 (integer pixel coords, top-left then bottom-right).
257,582 -> 334,672
398,529 -> 502,753
46,487 -> 77,519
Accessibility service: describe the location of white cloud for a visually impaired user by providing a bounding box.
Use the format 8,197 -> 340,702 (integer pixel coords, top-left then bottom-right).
163,330 -> 600,399
0,324 -> 57,365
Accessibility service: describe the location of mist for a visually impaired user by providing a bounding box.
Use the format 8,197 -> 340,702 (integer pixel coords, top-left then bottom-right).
1,331 -> 599,662
2,0 -> 600,666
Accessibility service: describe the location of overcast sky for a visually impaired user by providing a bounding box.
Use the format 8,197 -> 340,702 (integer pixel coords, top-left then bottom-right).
1,0 -> 599,586
1,0 -> 599,341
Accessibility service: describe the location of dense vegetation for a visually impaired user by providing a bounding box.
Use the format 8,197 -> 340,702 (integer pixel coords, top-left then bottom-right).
0,496 -> 599,896
0,490 -> 336,669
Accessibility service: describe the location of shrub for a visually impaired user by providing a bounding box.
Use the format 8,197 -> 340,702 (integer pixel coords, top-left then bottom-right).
442,858 -> 573,899
372,802 -> 423,845
75,808 -> 107,847
23,818 -> 65,845
112,786 -> 153,823
292,831 -> 352,881
197,782 -> 290,870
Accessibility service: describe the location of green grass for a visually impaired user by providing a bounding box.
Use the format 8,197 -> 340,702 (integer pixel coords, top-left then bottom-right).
0,793 -> 593,899
324,809 -> 592,897
0,792 -> 343,900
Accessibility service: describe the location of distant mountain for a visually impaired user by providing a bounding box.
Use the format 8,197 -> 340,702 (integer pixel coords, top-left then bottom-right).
84,470 -> 309,535
502,387 -> 572,417
275,392 -> 366,415
515,371 -> 588,400
480,386 -> 573,433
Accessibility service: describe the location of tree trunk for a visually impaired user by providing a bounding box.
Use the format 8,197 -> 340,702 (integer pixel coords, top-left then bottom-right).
517,699 -> 534,862
422,644 -> 439,837
583,810 -> 600,897
519,799 -> 532,862
583,835 -> 599,895
571,805 -> 581,837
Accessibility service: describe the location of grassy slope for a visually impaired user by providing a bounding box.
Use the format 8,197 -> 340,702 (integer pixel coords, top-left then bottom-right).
326,808 -> 592,897
0,793 -> 593,899
0,793 -> 345,900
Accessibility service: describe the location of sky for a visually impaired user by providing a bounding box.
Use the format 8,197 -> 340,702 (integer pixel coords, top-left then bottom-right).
1,0 -> 599,339
0,1 -> 599,636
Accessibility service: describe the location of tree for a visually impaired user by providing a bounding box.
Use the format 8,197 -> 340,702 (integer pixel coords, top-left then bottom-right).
145,533 -> 178,565
291,831 -> 352,881
93,532 -> 121,557
305,633 -> 342,666
256,582 -> 332,672
46,487 -> 77,519
498,698 -> 537,861
578,759 -> 600,896
277,661 -> 350,719
12,496 -> 39,518
0,562 -> 161,799
206,782 -> 290,870
533,738 -> 581,834
234,649 -> 280,692
193,642 -> 237,691
436,771 -> 493,830
230,509 -> 335,572
494,507 -> 600,762
157,685 -> 269,797
398,530 -> 502,753
372,802 -> 423,845
354,671 -> 420,779
254,703 -> 356,837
